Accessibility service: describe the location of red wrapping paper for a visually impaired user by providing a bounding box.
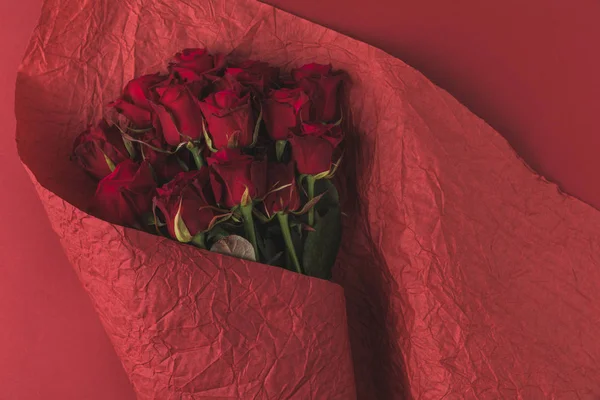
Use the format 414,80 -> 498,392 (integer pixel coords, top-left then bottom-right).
15,0 -> 600,399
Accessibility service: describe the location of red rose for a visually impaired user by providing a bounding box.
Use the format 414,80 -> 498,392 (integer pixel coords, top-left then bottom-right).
93,160 -> 157,226
289,122 -> 343,175
72,121 -> 130,179
292,63 -> 345,122
138,130 -> 190,183
145,147 -> 188,183
109,73 -> 167,127
199,90 -> 255,149
153,169 -> 218,240
263,88 -> 310,140
207,149 -> 267,208
263,162 -> 301,216
185,77 -> 212,100
151,80 -> 204,146
221,60 -> 279,94
169,48 -> 226,82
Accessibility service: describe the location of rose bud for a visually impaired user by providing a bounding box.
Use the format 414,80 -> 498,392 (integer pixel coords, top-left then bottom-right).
263,88 -> 310,141
169,48 -> 226,82
153,169 -> 218,242
72,121 -> 131,180
199,90 -> 255,149
223,60 -> 279,94
108,73 -> 167,127
207,149 -> 267,208
151,80 -> 204,146
92,160 -> 157,226
263,162 -> 301,217
292,63 -> 345,122
288,122 -> 343,175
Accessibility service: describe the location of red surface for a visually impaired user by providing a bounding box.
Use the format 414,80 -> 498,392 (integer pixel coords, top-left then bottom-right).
2,0 -> 600,398
0,1 -> 136,399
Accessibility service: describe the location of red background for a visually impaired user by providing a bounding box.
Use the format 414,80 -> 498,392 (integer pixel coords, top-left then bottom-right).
2,0 -> 599,398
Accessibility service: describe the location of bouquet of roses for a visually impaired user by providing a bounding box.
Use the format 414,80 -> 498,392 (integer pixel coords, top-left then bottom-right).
19,34 -> 357,397
73,49 -> 346,279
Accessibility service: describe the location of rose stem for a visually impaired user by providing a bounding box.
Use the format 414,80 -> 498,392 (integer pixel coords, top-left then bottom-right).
188,143 -> 205,169
307,175 -> 316,226
240,204 -> 260,260
277,212 -> 303,274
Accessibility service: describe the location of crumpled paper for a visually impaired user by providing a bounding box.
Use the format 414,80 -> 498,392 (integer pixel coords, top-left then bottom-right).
15,0 -> 600,399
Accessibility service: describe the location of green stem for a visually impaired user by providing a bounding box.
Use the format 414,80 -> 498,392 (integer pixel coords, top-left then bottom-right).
240,204 -> 260,261
307,175 -> 316,226
277,213 -> 303,274
275,140 -> 287,161
188,143 -> 205,169
191,232 -> 206,249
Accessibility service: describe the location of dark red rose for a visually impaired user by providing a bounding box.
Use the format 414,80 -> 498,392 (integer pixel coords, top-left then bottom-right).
292,63 -> 345,122
185,77 -> 212,100
199,90 -> 255,149
108,73 -> 167,127
151,80 -> 204,146
207,149 -> 267,208
72,121 -> 130,179
263,88 -> 310,140
146,148 -> 188,183
263,162 -> 301,216
93,160 -> 157,226
222,60 -> 279,93
153,169 -> 218,240
169,48 -> 226,82
138,130 -> 190,183
289,122 -> 343,175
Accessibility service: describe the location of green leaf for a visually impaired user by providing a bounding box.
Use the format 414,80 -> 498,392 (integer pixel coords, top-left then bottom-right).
240,187 -> 251,207
301,180 -> 341,280
314,179 -> 340,209
202,120 -> 218,153
275,140 -> 287,161
144,212 -> 166,227
191,232 -> 206,249
174,200 -> 193,242
293,192 -> 325,216
332,113 -> 343,126
302,205 -> 341,280
101,150 -> 116,172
